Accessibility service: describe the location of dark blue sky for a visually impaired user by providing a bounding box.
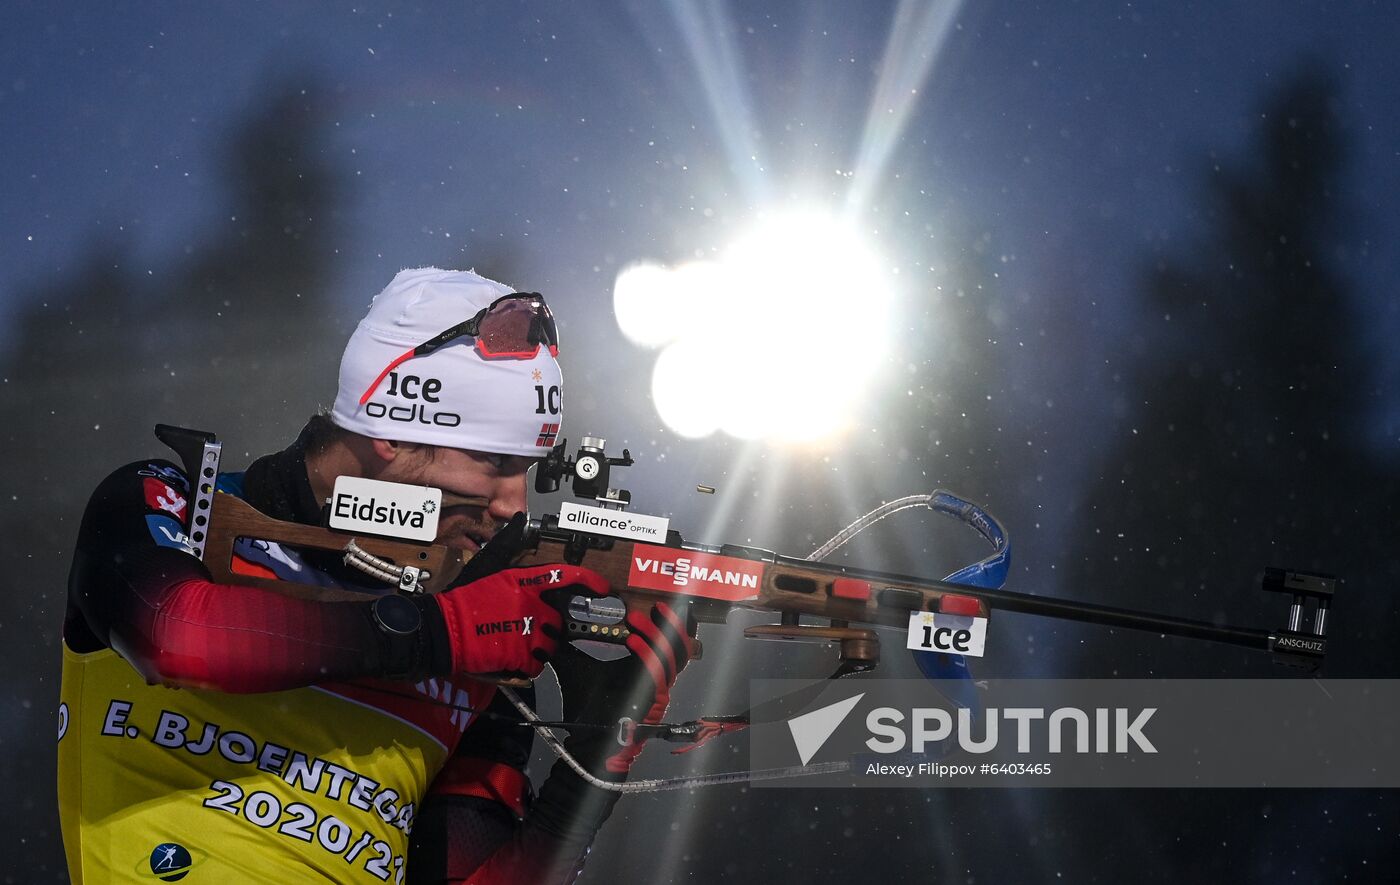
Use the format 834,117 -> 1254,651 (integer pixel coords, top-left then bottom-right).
3,0 -> 1397,486
5,0 -> 1397,404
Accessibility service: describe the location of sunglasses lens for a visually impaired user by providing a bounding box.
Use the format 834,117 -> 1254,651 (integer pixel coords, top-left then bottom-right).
364,294 -> 558,401
476,297 -> 558,357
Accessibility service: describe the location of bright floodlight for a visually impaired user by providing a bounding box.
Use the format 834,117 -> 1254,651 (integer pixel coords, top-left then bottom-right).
614,209 -> 895,442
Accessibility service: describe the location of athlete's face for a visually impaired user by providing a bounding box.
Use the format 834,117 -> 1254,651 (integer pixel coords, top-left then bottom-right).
380,446 -> 536,551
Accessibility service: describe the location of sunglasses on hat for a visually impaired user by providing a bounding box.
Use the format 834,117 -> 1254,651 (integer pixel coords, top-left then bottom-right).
358,292 -> 558,405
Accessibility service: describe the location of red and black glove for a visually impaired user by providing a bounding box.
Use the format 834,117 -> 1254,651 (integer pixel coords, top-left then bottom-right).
552,602 -> 696,778
607,603 -> 696,773
433,563 -> 608,680
438,605 -> 696,883
399,513 -> 608,682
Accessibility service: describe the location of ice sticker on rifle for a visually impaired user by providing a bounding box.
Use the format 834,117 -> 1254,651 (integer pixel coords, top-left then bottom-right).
328,475 -> 441,543
628,544 -> 764,601
906,610 -> 989,657
559,502 -> 669,542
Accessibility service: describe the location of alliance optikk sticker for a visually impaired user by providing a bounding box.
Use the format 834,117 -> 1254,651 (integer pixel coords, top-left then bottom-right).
328,476 -> 441,543
559,501 -> 669,542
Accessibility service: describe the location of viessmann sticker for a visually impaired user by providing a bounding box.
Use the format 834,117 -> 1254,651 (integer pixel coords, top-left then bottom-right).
627,544 -> 765,602
559,502 -> 670,542
328,475 -> 441,543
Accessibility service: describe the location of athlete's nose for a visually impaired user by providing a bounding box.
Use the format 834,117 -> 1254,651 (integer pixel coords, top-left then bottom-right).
490,470 -> 528,523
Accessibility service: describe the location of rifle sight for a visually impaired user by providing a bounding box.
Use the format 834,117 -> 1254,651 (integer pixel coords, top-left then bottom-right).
535,436 -> 635,509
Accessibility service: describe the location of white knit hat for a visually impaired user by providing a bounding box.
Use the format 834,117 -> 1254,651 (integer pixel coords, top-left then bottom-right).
331,268 -> 563,456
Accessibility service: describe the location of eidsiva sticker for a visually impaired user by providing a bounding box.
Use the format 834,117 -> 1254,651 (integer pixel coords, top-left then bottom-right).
328,476 -> 441,543
906,610 -> 989,657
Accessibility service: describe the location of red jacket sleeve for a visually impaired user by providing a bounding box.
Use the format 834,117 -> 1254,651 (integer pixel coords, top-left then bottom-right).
66,459 -> 390,692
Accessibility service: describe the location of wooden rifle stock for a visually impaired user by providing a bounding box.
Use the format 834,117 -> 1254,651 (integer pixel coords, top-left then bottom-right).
202,494 -> 467,602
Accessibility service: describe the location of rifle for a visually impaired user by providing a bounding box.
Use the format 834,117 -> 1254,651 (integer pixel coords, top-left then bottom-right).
156,425 -> 1337,785
520,438 -> 1335,667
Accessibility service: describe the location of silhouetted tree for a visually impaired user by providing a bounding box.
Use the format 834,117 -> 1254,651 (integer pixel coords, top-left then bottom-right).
1026,65 -> 1400,885
1065,66 -> 1396,676
0,75 -> 345,881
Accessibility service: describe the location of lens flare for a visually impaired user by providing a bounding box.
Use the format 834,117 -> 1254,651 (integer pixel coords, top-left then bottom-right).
614,209 -> 896,443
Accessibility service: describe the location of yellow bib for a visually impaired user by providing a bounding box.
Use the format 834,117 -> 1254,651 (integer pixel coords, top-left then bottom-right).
58,643 -> 453,884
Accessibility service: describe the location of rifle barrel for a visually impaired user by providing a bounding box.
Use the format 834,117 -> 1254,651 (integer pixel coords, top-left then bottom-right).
954,584 -> 1273,650
761,551 -> 1275,652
